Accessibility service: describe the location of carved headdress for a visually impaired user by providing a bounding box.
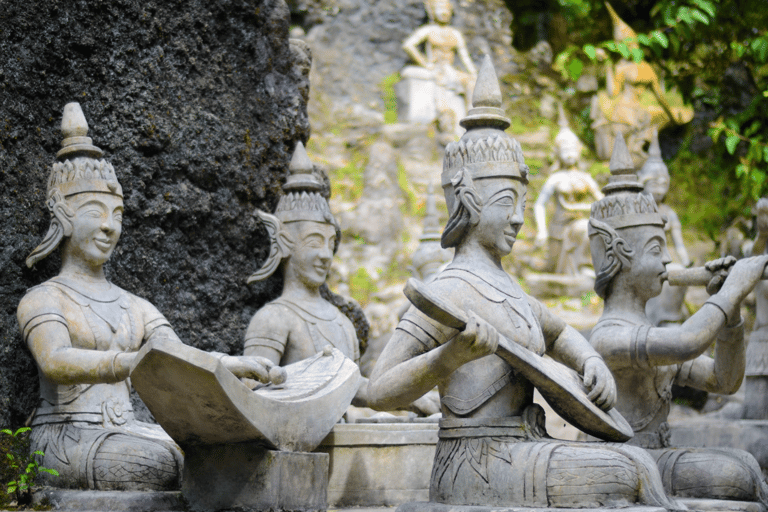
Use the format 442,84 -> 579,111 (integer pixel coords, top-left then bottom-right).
554,103 -> 583,164
26,103 -> 122,267
588,134 -> 665,297
441,55 -> 529,247
247,141 -> 338,283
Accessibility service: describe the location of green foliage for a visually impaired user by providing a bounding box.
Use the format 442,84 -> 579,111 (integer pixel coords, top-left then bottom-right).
555,0 -> 768,231
380,73 -> 400,125
349,266 -> 377,308
1,428 -> 58,507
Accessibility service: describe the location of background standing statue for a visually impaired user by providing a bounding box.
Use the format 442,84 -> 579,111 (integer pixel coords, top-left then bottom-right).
534,106 -> 603,275
17,103 -> 277,491
400,0 -> 477,139
244,141 -> 369,407
638,129 -> 691,326
368,56 -> 678,511
589,134 -> 768,507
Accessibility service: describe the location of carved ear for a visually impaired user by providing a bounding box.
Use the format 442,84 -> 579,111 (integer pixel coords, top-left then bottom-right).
53,201 -> 75,237
459,188 -> 482,225
247,210 -> 289,284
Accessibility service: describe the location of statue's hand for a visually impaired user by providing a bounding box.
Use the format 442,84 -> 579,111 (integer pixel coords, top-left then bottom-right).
222,355 -> 286,385
444,311 -> 498,368
583,356 -> 616,412
721,255 -> 768,298
704,255 -> 737,295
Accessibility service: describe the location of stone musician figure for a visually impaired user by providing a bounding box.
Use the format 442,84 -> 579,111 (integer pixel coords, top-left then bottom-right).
589,134 -> 768,506
368,57 -> 678,511
17,103 -> 276,491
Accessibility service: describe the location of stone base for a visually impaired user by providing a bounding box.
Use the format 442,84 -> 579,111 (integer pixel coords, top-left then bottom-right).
669,419 -> 768,473
396,501 -> 668,512
317,422 -> 438,507
677,498 -> 766,512
182,443 -> 328,512
32,489 -> 185,511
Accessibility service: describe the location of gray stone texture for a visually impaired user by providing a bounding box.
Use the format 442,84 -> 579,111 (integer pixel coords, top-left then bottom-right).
0,0 -> 309,428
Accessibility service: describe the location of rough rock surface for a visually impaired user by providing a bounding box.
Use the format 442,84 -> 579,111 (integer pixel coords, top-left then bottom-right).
0,0 -> 309,428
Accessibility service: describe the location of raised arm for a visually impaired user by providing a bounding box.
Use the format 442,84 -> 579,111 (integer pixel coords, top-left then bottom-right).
402,26 -> 432,68
676,319 -> 745,395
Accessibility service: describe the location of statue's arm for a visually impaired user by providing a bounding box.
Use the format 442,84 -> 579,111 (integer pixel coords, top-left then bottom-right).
454,30 -> 476,76
586,174 -> 604,201
665,209 -> 690,267
675,319 -> 746,395
243,305 -> 291,365
402,26 -> 431,68
18,289 -> 134,384
534,176 -> 558,244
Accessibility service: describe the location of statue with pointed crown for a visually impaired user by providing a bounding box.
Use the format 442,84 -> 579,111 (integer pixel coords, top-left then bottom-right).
400,0 -> 477,140
637,129 -> 692,327
368,56 -> 682,512
533,104 -> 603,275
589,134 -> 768,508
244,141 -> 371,408
590,3 -> 693,162
16,103 -> 281,492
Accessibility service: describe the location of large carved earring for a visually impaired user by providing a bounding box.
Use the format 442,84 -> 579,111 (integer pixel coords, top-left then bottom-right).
247,210 -> 293,284
25,193 -> 73,268
588,217 -> 634,299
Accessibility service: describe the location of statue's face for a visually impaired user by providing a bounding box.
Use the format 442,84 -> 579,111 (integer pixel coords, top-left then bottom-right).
622,225 -> 671,301
643,175 -> 669,204
285,221 -> 336,289
65,192 -> 124,267
431,0 -> 452,23
557,143 -> 581,167
472,177 -> 526,259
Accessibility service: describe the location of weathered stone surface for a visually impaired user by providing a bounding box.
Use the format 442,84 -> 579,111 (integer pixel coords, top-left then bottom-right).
33,489 -> 185,512
317,423 -> 438,507
182,444 -> 328,512
0,0 -> 309,428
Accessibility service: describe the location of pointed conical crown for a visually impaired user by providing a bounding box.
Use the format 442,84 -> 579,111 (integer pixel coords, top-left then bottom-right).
605,2 -> 639,51
274,141 -> 335,224
47,102 -> 122,199
554,103 -> 582,156
589,134 -> 663,229
637,129 -> 669,183
442,56 -> 528,212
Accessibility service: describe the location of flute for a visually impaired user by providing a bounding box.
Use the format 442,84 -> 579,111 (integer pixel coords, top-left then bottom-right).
663,265 -> 768,287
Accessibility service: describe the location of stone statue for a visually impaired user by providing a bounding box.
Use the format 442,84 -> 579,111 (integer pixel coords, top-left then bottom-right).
638,129 -> 692,327
244,141 -> 369,407
588,134 -> 768,507
591,3 -> 693,162
744,197 -> 768,419
400,0 -> 476,140
534,106 -> 603,275
368,56 -> 679,512
17,103 -> 277,491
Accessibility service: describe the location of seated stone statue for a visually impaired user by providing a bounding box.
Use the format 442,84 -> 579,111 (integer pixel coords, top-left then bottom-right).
588,134 -> 768,506
401,0 -> 476,139
368,56 -> 678,511
534,106 -> 603,275
244,141 -> 369,406
17,103 -> 276,491
638,129 -> 692,327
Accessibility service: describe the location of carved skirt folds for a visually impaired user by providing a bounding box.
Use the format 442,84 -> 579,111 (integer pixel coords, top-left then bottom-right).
30,419 -> 182,491
430,413 -> 677,509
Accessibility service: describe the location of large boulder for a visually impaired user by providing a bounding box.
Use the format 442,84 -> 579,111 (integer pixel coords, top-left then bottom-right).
0,0 -> 309,427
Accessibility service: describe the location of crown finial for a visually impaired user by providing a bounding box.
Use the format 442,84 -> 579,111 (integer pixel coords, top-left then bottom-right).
648,128 -> 661,158
602,134 -> 643,194
460,55 -> 510,130
57,102 -> 103,159
284,141 -> 322,192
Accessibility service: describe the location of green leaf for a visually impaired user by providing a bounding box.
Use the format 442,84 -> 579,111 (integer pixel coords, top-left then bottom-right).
708,126 -> 724,142
40,468 -> 59,476
736,163 -> 748,177
13,427 -> 30,436
692,0 -> 716,18
616,42 -> 631,59
752,38 -> 768,63
1,429 -> 12,435
583,44 -> 596,61
690,9 -> 709,25
32,450 -> 45,456
637,34 -> 651,46
677,7 -> 694,26
762,146 -> 768,162
726,135 -> 740,155
652,31 -> 669,49
568,58 -> 584,81
630,47 -> 644,63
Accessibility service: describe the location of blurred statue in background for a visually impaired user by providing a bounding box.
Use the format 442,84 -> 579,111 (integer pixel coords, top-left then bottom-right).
534,106 -> 602,275
400,0 -> 477,140
638,129 -> 692,327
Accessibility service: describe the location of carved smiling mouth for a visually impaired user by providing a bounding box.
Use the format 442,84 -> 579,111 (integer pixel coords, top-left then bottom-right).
94,238 -> 113,252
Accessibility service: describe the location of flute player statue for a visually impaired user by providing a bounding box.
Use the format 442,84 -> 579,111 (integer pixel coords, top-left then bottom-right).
17,103 -> 279,491
368,56 -> 679,512
589,134 -> 768,508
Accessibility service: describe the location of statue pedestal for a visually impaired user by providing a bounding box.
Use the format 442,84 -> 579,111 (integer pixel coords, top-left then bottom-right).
317,422 -> 438,507
399,66 -> 437,125
395,502 -> 668,512
669,419 -> 768,475
33,489 -> 185,511
182,443 -> 328,512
